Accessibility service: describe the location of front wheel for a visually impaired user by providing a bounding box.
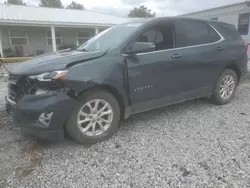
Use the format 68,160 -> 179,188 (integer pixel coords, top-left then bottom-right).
210,69 -> 238,105
66,90 -> 120,144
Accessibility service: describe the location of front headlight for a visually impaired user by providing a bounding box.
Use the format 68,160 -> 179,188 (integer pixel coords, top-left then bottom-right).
28,70 -> 68,81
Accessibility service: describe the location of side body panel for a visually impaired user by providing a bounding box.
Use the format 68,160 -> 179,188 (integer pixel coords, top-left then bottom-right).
125,20 -> 231,115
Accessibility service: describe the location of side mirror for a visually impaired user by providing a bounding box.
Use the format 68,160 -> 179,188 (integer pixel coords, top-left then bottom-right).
127,42 -> 155,55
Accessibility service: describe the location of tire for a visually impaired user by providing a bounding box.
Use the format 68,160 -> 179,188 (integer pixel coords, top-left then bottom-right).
66,90 -> 120,144
210,69 -> 238,105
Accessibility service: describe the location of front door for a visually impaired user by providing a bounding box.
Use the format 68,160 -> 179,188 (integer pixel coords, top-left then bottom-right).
126,21 -> 189,113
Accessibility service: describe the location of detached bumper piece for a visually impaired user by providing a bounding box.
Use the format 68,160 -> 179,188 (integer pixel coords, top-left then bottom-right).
6,92 -> 78,141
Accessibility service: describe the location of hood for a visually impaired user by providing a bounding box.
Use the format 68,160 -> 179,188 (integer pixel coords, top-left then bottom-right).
5,49 -> 107,75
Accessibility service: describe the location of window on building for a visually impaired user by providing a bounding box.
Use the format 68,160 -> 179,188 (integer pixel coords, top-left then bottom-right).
78,31 -> 91,45
211,17 -> 218,21
238,13 -> 249,35
174,20 -> 220,47
9,30 -> 28,46
47,31 -> 62,45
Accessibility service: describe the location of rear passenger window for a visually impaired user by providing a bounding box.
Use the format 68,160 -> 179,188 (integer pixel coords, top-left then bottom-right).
174,20 -> 220,47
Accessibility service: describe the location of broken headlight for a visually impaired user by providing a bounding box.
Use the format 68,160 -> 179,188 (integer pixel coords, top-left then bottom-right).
28,70 -> 68,82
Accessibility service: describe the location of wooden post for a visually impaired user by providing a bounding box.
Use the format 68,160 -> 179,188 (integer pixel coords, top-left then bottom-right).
51,26 -> 56,52
0,29 -> 3,58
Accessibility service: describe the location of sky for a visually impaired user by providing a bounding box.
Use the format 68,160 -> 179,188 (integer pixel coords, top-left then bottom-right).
0,0 -> 245,17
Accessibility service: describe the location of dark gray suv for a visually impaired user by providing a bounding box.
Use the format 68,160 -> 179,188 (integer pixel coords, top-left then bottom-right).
5,17 -> 248,144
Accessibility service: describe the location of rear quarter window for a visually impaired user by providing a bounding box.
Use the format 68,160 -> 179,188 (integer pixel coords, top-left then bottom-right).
211,22 -> 242,41
207,25 -> 221,43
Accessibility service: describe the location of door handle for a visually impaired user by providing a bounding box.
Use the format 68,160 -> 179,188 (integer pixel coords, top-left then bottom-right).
171,54 -> 182,59
217,46 -> 224,51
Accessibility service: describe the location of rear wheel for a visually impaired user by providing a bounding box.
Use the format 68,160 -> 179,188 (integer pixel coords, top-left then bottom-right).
66,90 -> 120,144
210,69 -> 238,105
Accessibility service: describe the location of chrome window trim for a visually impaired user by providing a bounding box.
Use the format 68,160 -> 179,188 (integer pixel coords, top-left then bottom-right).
122,24 -> 224,56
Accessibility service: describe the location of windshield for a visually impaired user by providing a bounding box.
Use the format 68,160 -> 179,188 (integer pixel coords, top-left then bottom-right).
77,23 -> 142,51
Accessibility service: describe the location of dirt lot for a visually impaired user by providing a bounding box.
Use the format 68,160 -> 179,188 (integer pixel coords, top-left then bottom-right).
0,70 -> 250,187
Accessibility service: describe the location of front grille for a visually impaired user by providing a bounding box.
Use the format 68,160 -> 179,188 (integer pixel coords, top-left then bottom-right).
8,74 -> 36,103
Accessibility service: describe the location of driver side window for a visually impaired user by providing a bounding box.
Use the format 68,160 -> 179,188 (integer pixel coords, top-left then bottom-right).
136,22 -> 174,51
137,28 -> 163,43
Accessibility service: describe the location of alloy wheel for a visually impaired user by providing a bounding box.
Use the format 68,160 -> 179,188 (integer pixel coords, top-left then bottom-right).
219,75 -> 235,100
77,99 -> 113,136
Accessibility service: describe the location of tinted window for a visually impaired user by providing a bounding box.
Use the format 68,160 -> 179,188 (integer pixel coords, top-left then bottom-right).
135,22 -> 174,51
207,25 -> 221,42
137,28 -> 159,43
212,23 -> 242,40
155,31 -> 164,43
175,21 -> 208,47
137,28 -> 164,44
175,20 -> 220,47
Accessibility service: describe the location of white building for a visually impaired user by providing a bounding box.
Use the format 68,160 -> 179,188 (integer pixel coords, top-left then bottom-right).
2,2 -> 250,58
182,1 -> 250,56
0,4 -> 128,58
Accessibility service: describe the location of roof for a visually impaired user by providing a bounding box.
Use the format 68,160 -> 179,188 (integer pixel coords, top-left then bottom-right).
0,4 -> 128,27
181,1 -> 246,16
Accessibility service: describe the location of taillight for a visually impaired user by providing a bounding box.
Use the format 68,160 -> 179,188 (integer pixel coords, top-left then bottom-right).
243,43 -> 248,52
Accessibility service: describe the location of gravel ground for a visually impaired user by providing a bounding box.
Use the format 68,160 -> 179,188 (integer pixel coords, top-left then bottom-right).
0,68 -> 250,187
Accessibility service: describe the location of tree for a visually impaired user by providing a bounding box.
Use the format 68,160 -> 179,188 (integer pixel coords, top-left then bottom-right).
128,5 -> 156,18
4,0 -> 26,5
66,1 -> 84,10
39,0 -> 63,8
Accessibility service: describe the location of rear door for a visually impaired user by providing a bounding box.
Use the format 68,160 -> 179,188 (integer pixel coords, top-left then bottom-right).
172,19 -> 226,95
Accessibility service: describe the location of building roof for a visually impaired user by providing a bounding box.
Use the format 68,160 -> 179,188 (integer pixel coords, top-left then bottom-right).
0,4 -> 128,27
181,1 -> 246,16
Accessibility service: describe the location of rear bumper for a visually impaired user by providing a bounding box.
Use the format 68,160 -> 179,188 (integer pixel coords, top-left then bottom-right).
6,91 -> 78,141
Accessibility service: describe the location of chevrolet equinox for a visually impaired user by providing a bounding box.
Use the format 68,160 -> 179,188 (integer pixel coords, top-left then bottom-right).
5,18 -> 248,144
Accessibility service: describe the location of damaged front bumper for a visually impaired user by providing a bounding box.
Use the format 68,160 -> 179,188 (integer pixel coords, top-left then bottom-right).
6,91 -> 78,141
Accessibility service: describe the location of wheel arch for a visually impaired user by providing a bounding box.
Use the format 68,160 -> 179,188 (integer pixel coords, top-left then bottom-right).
76,84 -> 127,119
224,62 -> 241,83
